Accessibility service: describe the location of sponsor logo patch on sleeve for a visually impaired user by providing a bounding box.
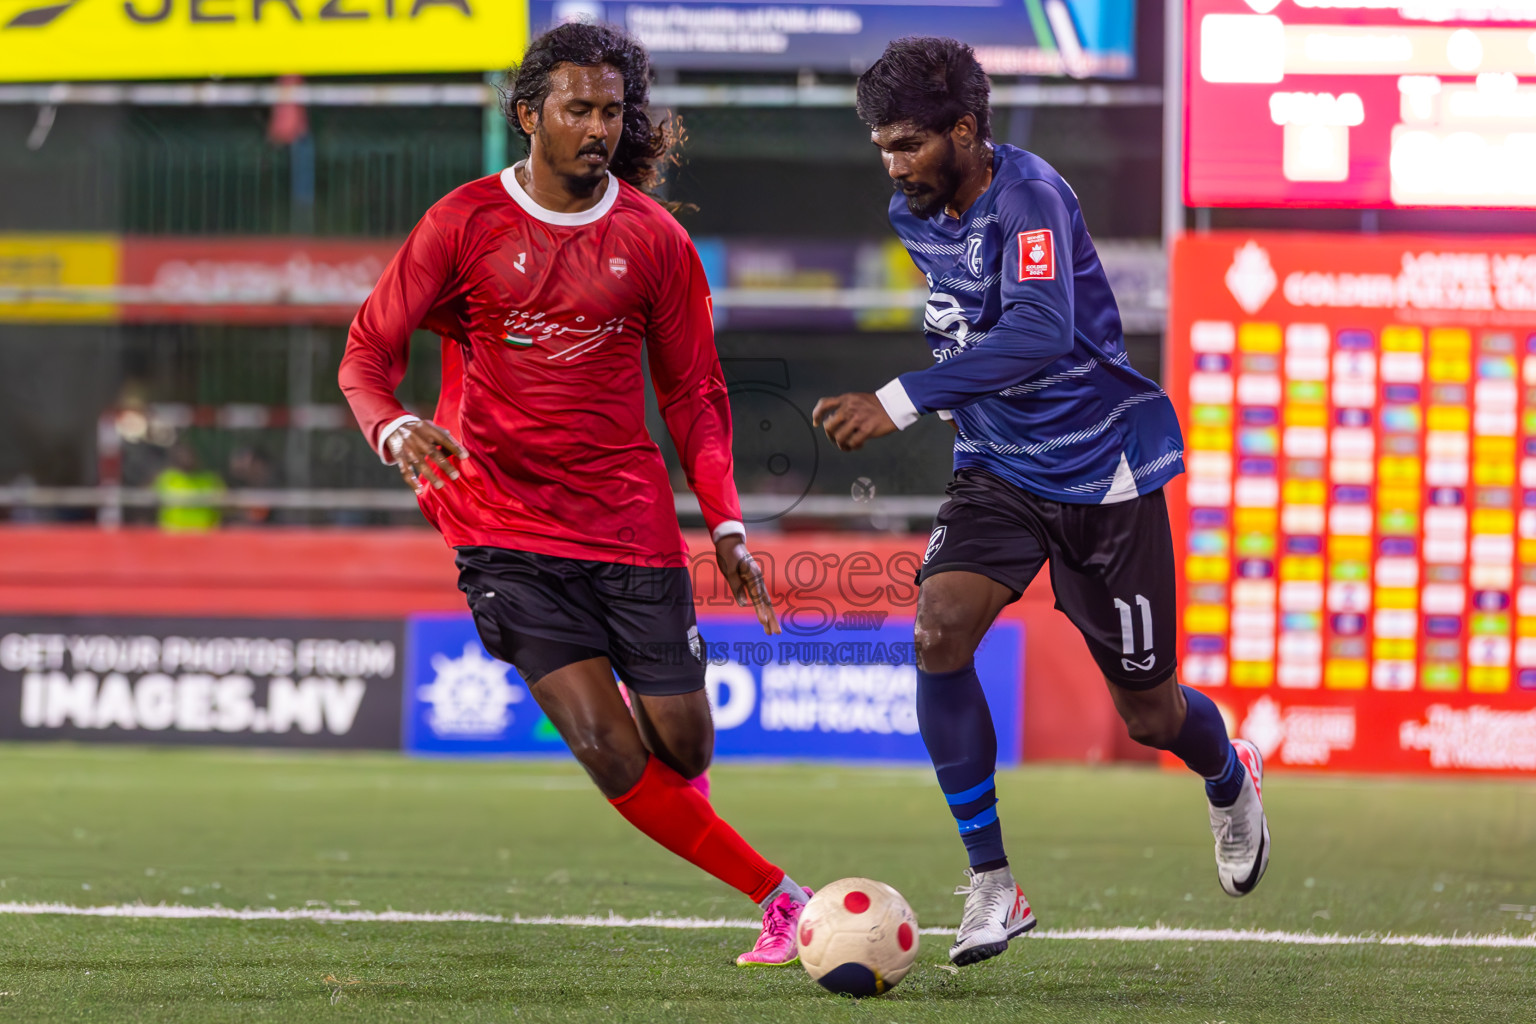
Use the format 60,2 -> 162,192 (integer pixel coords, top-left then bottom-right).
1017,229 -> 1056,282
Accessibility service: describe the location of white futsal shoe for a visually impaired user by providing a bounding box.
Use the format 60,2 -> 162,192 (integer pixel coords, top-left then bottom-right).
949,866 -> 1036,966
1210,738 -> 1270,897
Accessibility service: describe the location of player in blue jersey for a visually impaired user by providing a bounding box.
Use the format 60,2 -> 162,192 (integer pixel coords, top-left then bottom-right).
813,37 -> 1269,966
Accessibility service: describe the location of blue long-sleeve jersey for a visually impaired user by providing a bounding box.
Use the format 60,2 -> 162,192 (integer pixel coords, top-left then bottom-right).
875,144 -> 1184,504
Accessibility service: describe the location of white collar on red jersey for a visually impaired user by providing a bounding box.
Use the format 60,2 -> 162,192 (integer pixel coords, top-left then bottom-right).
500,161 -> 620,226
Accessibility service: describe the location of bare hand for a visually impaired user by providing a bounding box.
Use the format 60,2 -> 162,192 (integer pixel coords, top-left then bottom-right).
811,392 -> 898,452
715,534 -> 781,636
386,420 -> 467,492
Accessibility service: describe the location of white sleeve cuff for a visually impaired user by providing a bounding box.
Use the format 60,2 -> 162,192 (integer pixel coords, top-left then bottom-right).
875,378 -> 921,431
937,409 -> 953,421
711,520 -> 746,543
377,414 -> 422,464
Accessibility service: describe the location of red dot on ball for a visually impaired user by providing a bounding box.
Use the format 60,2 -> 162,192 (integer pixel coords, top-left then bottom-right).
799,925 -> 814,946
843,891 -> 871,914
897,922 -> 914,951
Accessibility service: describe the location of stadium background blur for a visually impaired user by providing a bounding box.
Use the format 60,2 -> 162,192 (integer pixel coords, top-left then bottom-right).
1,5 -> 1536,1020
0,1 -> 1168,525
4,0 -> 1536,767
0,0 -> 1189,764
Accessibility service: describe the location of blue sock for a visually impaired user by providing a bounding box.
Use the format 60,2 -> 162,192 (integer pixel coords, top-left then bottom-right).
1169,685 -> 1245,807
916,662 -> 1007,871
1202,744 -> 1246,808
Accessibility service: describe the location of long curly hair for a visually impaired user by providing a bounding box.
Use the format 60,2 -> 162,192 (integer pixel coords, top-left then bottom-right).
504,22 -> 678,193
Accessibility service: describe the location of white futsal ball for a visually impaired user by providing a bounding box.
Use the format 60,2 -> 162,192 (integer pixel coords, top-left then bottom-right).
797,877 -> 919,997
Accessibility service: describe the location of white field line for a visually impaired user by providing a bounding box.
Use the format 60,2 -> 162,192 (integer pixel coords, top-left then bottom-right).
1,902 -> 1534,948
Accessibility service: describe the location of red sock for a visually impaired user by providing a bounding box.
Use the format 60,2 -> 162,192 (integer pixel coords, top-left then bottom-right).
609,757 -> 784,903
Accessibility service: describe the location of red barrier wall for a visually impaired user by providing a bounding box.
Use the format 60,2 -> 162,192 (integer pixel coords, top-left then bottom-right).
0,526 -> 1135,764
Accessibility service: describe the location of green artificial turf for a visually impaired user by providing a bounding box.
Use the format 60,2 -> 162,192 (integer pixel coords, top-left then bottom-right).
0,745 -> 1533,1022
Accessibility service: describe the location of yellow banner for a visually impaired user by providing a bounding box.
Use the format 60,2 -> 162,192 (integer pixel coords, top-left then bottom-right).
0,0 -> 526,81
0,234 -> 119,322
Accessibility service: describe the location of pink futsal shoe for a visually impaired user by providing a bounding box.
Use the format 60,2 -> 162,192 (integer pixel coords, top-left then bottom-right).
736,888 -> 813,966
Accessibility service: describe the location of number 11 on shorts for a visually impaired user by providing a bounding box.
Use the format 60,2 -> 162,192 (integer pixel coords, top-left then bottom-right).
1114,595 -> 1154,655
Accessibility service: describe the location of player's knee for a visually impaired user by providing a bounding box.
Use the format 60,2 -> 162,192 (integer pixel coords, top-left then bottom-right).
1119,705 -> 1180,750
566,726 -> 649,796
913,614 -> 976,673
673,740 -> 713,781
1126,720 -> 1176,750
649,720 -> 713,780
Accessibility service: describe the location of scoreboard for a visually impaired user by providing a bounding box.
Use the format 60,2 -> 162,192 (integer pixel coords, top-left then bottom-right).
1169,232 -> 1536,773
1185,0 -> 1536,208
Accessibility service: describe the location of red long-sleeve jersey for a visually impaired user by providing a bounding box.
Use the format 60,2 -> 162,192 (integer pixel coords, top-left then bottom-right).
339,167 -> 743,566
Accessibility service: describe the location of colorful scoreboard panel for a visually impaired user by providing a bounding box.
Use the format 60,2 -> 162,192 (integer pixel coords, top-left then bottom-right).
1169,232 -> 1536,773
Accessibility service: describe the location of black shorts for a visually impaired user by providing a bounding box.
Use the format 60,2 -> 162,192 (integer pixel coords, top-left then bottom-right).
918,468 -> 1178,690
455,546 -> 706,696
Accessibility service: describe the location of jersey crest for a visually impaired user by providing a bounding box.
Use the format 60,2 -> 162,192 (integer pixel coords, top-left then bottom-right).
966,234 -> 985,277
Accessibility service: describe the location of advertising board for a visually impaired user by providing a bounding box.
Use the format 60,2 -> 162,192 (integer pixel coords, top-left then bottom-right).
0,234 -> 1167,333
0,0 -> 527,82
0,234 -> 118,322
1169,230 -> 1536,771
118,237 -> 398,325
1185,0 -> 1536,208
404,614 -> 1024,762
0,616 -> 403,748
533,0 -> 1136,77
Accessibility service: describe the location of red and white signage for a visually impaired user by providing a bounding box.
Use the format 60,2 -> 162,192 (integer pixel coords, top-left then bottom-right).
1185,0 -> 1536,209
1018,230 -> 1056,281
120,238 -> 398,324
1169,231 -> 1536,773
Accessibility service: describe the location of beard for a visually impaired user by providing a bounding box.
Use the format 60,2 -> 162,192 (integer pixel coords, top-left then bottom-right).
899,136 -> 963,219
539,126 -> 610,197
562,169 -> 605,198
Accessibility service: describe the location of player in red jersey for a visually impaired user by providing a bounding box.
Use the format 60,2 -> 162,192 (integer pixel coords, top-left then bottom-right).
339,22 -> 811,967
